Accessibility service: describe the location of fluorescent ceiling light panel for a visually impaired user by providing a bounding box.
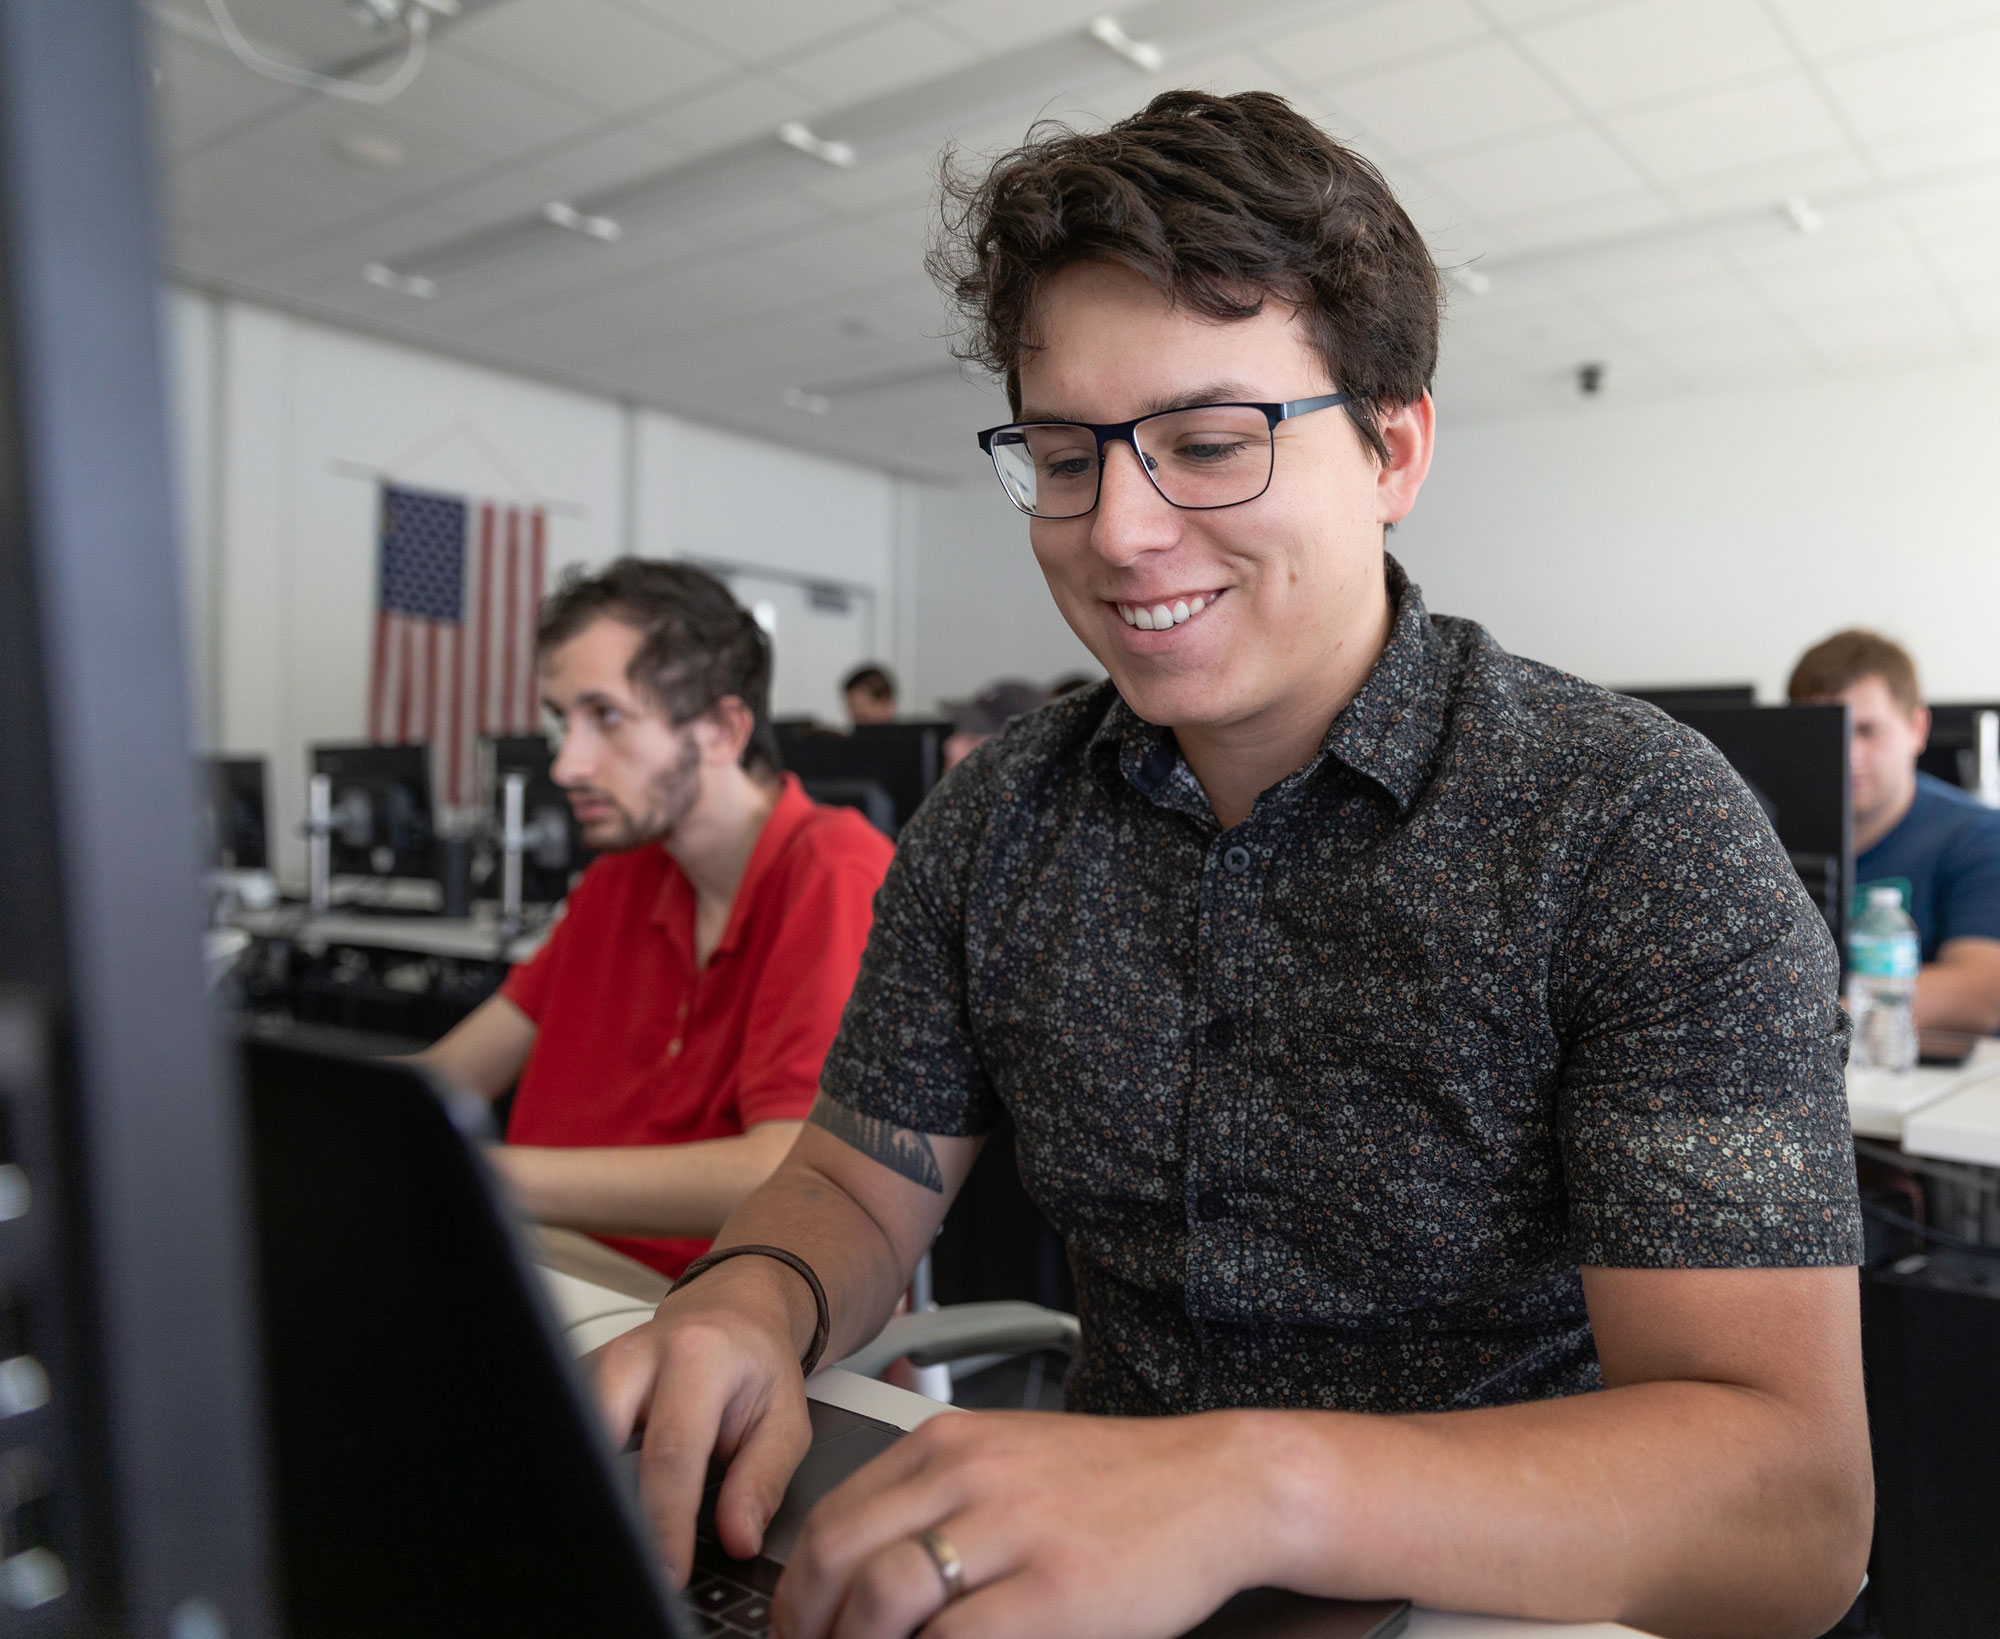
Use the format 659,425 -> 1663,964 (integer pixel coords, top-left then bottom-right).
362,261 -> 435,297
542,200 -> 622,241
1087,15 -> 1164,72
777,121 -> 857,169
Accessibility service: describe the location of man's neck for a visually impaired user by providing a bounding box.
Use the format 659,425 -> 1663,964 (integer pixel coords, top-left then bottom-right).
1855,776 -> 1919,855
1174,575 -> 1395,832
663,767 -> 782,930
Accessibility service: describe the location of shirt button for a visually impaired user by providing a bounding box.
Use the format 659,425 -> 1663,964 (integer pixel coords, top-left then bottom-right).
1223,844 -> 1252,875
667,1039 -> 683,1058
1195,1191 -> 1228,1223
1204,1014 -> 1238,1052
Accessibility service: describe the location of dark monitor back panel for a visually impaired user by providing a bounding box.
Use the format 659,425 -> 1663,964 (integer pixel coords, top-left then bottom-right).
486,734 -> 591,902
241,1037 -> 679,1639
1663,705 -> 1851,951
204,755 -> 267,870
776,720 -> 948,832
1920,703 -> 2000,791
1616,684 -> 1757,713
311,742 -> 436,881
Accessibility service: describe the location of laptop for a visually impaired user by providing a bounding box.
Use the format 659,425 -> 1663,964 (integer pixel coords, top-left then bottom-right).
241,1037 -> 1408,1639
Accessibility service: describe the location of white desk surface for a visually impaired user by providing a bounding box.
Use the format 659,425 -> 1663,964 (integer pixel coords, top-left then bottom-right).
1903,1063 -> 2000,1166
1847,1038 -> 2000,1139
534,1257 -> 1650,1638
233,906 -> 546,965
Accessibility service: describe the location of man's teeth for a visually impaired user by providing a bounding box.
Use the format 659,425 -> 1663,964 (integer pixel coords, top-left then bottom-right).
1118,595 -> 1208,630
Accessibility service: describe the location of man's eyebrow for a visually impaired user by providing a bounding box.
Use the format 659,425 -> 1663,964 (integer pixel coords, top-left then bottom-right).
551,689 -> 634,715
1015,383 -> 1267,423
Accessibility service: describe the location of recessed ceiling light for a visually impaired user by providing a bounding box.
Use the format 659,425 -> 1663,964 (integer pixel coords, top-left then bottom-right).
332,130 -> 408,170
543,201 -> 622,242
1446,264 -> 1492,297
1087,16 -> 1164,72
777,121 -> 856,169
1780,195 -> 1824,236
363,262 -> 435,298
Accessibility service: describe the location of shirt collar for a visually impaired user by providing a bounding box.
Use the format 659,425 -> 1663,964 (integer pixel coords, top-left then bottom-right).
1086,553 -> 1449,819
649,772 -> 816,962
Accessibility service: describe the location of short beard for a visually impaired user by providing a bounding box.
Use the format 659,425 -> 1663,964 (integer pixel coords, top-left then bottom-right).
585,727 -> 702,851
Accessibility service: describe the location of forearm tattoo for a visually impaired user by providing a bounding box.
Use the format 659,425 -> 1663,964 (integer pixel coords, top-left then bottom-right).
809,1094 -> 944,1193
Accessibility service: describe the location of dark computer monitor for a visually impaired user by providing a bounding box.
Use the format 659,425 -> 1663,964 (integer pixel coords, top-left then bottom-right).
484,735 -> 590,903
1661,705 -> 1852,957
775,720 -> 948,833
0,4 -> 275,1628
310,743 -> 437,881
1919,703 -> 2000,794
203,755 -> 268,870
1617,684 -> 1758,713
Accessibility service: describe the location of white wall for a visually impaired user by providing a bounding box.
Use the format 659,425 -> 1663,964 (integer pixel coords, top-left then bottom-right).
905,478 -> 1099,713
1397,352 -> 2000,703
169,287 -> 910,885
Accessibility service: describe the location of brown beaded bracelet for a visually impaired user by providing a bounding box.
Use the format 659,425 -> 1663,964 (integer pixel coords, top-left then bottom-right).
670,1243 -> 832,1376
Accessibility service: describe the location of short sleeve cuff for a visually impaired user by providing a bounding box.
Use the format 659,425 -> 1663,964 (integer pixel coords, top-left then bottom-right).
1567,1198 -> 1864,1268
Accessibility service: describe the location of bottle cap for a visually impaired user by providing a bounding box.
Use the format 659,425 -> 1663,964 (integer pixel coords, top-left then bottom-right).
1868,886 -> 1904,908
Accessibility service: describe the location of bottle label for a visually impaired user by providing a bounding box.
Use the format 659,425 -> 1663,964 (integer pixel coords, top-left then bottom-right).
1849,933 -> 1919,980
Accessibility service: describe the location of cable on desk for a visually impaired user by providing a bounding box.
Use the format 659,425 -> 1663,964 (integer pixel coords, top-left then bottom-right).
1860,1200 -> 2000,1263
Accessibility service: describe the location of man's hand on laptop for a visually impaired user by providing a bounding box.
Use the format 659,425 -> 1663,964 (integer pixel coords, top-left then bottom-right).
591,1255 -> 819,1584
772,1406 -> 1284,1639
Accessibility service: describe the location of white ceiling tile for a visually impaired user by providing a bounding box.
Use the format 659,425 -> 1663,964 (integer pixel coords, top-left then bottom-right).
1819,20 -> 2000,141
778,15 -> 980,106
620,0 -> 901,66
1868,118 -> 2000,179
1522,0 -> 1797,112
1765,0 -> 2000,61
1608,71 -> 1856,183
1550,243 -> 1735,299
1663,148 -> 1875,216
146,31 -> 301,159
1260,0 -> 1493,87
1324,39 -> 1578,157
924,0 -> 1132,54
800,147 -> 942,215
1477,0 -> 1615,28
1637,316 -> 1817,376
448,0 -> 735,115
395,44 -> 610,156
525,126 -> 690,204
644,75 -> 811,157
1749,240 -> 1943,312
1591,272 -> 1772,334
1786,294 -> 1968,361
762,220 -> 928,292
1480,188 -> 1681,255
1420,123 -> 1650,218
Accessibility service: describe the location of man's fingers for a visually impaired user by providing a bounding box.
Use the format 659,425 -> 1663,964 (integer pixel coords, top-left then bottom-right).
584,1325 -> 662,1447
633,1332 -> 746,1582
712,1382 -> 813,1561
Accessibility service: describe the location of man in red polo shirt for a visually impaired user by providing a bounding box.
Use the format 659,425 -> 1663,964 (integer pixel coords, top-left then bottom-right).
418,559 -> 894,1278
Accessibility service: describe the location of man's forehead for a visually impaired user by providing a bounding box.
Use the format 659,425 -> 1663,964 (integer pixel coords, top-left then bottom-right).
539,615 -> 646,695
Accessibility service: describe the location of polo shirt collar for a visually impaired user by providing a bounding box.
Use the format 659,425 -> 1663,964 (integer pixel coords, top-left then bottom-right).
1087,553 -> 1449,819
649,772 -> 816,964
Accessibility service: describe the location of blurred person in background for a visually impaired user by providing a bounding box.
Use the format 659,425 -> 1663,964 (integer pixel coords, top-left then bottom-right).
942,678 -> 1047,770
842,662 -> 899,727
1790,628 -> 2000,1035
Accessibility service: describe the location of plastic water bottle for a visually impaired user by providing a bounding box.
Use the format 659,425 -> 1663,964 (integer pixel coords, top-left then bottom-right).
1847,886 -> 1920,1073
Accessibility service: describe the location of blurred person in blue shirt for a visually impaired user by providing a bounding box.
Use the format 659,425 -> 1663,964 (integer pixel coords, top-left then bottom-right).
1790,628 -> 2000,1035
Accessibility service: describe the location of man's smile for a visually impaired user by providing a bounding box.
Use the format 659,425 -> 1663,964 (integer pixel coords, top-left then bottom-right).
1111,587 -> 1226,632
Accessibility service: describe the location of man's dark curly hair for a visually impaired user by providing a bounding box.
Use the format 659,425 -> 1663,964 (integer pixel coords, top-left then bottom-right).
928,89 -> 1441,464
536,558 -> 779,775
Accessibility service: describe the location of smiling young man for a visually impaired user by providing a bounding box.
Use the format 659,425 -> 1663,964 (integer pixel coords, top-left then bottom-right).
1789,628 -> 2000,1036
594,93 -> 1870,1638
417,560 -> 893,1278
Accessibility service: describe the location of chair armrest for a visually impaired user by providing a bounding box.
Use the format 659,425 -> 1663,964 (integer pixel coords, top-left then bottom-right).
834,1301 -> 1079,1380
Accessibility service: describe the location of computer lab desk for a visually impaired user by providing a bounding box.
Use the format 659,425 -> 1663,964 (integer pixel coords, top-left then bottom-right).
232,905 -> 549,964
530,1230 -> 1651,1639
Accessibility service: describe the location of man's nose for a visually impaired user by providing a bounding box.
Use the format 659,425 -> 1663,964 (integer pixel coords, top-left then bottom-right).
549,728 -> 590,788
1087,439 -> 1179,566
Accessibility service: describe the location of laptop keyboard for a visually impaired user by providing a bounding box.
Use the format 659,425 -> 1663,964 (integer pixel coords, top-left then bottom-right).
687,1533 -> 780,1636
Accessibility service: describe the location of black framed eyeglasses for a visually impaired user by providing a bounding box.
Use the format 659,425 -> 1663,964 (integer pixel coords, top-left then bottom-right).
975,392 -> 1354,519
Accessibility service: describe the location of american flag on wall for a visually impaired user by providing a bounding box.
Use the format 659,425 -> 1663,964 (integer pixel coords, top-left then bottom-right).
368,483 -> 546,807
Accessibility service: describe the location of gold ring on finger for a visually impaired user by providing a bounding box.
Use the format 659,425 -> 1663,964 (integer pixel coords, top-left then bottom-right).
916,1526 -> 966,1604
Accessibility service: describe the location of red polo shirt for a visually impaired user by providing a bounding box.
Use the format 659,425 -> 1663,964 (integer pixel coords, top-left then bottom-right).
500,774 -> 893,1277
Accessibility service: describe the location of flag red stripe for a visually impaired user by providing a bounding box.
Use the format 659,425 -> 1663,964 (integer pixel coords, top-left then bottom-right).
424,620 -> 440,752
368,607 -> 391,741
501,507 -> 521,732
474,505 -> 494,737
447,543 -> 466,804
396,618 -> 414,742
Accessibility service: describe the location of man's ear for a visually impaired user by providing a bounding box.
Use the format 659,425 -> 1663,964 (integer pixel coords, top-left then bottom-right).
1913,703 -> 1932,753
1376,391 -> 1435,526
696,695 -> 757,767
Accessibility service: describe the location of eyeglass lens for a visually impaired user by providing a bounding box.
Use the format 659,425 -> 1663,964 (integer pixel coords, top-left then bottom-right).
989,405 -> 1277,518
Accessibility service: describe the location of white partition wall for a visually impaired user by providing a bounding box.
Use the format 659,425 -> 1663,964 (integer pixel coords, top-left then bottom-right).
1398,352 -> 2000,702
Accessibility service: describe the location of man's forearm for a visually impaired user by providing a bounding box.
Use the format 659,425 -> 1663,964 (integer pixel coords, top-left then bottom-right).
494,1124 -> 801,1240
1244,1377 -> 1869,1639
1914,955 -> 2000,1035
